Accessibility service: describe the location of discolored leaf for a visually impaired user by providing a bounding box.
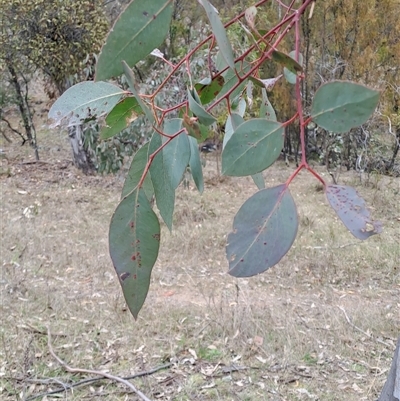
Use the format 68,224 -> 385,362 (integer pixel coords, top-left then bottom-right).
121,143 -> 154,200
162,119 -> 190,189
227,184 -> 298,277
216,58 -> 251,101
182,114 -> 210,142
187,89 -> 217,126
100,97 -> 143,140
222,118 -> 284,176
259,89 -> 277,121
109,188 -> 160,319
311,81 -> 380,133
96,0 -> 174,81
122,61 -> 155,123
245,6 -> 257,30
284,51 -> 303,84
149,132 -> 175,230
325,184 -> 382,239
249,75 -> 282,91
48,81 -> 125,128
188,137 -> 204,193
272,50 -> 303,74
194,75 -> 225,104
199,0 -> 235,70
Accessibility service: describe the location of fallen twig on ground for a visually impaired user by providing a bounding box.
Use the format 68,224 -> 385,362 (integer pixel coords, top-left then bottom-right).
29,326 -> 170,401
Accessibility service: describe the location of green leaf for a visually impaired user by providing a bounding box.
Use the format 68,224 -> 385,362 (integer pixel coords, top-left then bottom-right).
109,188 -> 160,319
188,137 -> 204,193
149,131 -> 175,230
216,58 -> 251,101
48,82 -> 125,127
162,119 -> 190,189
222,113 -> 244,149
194,75 -> 225,104
222,118 -> 284,176
121,143 -> 154,200
199,0 -> 235,70
96,0 -> 174,81
251,173 -> 265,189
227,184 -> 298,277
259,89 -> 277,121
187,89 -> 217,126
311,81 -> 380,133
122,61 -> 155,123
100,97 -> 143,140
284,51 -> 303,84
325,185 -> 382,239
272,50 -> 303,74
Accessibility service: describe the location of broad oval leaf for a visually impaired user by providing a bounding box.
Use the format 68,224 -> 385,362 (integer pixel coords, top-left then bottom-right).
284,51 -> 303,84
100,97 -> 142,140
227,184 -> 298,277
109,188 -> 160,319
96,0 -> 174,81
121,143 -> 154,200
187,89 -> 217,126
48,82 -> 125,128
199,0 -> 235,70
188,136 -> 204,193
162,119 -> 191,189
222,118 -> 284,176
325,184 -> 382,239
311,81 -> 380,133
149,131 -> 175,230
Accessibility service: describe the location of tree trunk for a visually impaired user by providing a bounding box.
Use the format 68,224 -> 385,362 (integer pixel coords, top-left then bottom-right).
378,337 -> 400,401
67,125 -> 95,174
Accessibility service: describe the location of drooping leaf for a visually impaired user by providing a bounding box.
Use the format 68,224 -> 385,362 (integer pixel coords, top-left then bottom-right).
96,0 -> 174,81
100,97 -> 143,140
227,184 -> 298,277
48,81 -> 125,128
149,131 -> 175,230
187,89 -> 217,126
311,81 -> 380,133
194,75 -> 225,104
162,119 -> 191,189
222,118 -> 284,176
284,51 -> 303,84
251,172 -> 265,189
182,113 -> 210,142
216,58 -> 251,101
223,113 -> 244,149
188,136 -> 204,193
121,143 -> 154,200
109,188 -> 160,319
122,61 -> 155,123
272,50 -> 303,74
325,184 -> 382,239
259,89 -> 277,121
199,0 -> 235,70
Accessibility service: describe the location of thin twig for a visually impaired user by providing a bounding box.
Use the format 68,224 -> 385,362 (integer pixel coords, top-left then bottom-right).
46,326 -> 155,401
337,306 -> 392,348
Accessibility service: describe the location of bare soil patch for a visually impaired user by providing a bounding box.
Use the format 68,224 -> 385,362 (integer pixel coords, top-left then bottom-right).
1,132 -> 399,401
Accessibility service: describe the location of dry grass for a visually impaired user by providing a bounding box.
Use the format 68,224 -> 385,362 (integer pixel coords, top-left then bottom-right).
0,130 -> 399,401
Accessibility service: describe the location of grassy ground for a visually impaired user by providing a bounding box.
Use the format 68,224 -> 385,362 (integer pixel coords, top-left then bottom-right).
0,130 -> 399,401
